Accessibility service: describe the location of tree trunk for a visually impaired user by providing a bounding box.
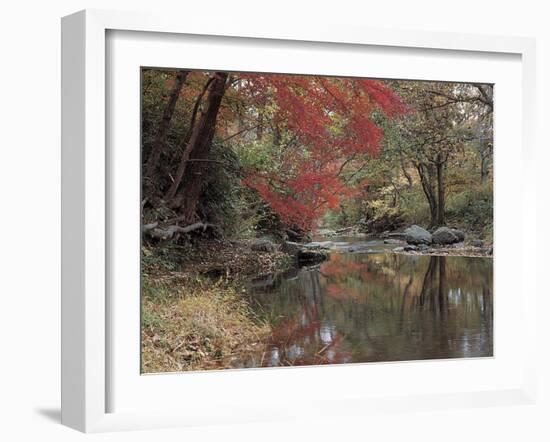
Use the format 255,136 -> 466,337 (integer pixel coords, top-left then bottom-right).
480,155 -> 487,183
174,146 -> 210,223
256,112 -> 264,140
399,150 -> 413,188
165,72 -> 229,206
435,156 -> 446,226
401,160 -> 413,188
143,70 -> 188,182
416,163 -> 438,228
480,146 -> 490,183
272,123 -> 281,147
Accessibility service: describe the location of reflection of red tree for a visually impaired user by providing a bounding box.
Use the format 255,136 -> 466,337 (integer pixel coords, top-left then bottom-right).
320,255 -> 377,302
321,255 -> 365,276
265,303 -> 352,366
326,284 -> 363,301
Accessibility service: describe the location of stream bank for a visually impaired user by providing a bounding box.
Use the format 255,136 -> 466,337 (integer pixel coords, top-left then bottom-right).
141,238 -> 295,373
141,225 -> 492,372
312,224 -> 493,258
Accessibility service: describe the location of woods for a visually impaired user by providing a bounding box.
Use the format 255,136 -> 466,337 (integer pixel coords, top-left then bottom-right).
140,69 -> 494,373
141,70 -> 408,236
141,70 -> 492,242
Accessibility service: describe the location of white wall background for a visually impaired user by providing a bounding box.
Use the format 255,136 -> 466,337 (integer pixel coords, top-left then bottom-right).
0,1 -> 547,440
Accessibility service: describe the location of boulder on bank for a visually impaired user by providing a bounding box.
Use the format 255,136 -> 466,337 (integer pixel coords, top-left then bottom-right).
281,241 -> 302,255
432,227 -> 465,245
286,228 -> 311,243
403,225 -> 432,245
250,239 -> 277,253
450,228 -> 465,242
297,249 -> 329,264
281,241 -> 330,265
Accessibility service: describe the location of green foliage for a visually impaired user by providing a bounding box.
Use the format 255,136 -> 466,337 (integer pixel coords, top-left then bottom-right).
446,183 -> 493,240
196,141 -> 241,232
396,186 -> 431,226
196,140 -> 285,239
323,197 -> 364,228
234,137 -> 283,172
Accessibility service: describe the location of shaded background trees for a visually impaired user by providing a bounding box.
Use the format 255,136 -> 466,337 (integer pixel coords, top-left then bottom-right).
329,80 -> 493,239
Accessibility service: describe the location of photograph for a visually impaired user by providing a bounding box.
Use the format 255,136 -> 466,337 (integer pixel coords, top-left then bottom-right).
140,69 -> 494,373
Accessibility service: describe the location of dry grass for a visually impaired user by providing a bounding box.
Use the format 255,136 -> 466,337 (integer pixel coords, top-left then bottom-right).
140,238 -> 294,373
141,276 -> 270,373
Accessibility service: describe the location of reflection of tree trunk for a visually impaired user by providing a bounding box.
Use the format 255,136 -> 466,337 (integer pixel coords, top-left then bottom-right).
481,283 -> 492,323
419,257 -> 437,308
399,276 -> 414,332
437,256 -> 447,318
403,277 -> 413,299
307,269 -> 322,306
144,70 -> 189,184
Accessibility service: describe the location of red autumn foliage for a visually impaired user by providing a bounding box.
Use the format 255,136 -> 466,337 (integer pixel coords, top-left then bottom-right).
174,72 -> 405,230
235,73 -> 406,230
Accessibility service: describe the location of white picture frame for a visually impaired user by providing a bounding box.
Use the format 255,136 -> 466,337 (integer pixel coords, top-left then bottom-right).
61,9 -> 537,433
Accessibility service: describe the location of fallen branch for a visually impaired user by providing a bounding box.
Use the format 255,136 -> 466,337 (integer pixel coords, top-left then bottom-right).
143,222 -> 216,241
142,222 -> 158,233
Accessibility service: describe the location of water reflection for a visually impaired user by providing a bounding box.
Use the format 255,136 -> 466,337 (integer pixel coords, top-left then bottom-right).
242,252 -> 493,367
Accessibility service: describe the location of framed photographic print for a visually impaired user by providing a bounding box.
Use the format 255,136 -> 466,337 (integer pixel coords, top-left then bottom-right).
61,9 -> 537,432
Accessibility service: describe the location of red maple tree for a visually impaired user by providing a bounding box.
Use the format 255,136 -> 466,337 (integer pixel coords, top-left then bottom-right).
237,74 -> 406,230
148,70 -> 405,230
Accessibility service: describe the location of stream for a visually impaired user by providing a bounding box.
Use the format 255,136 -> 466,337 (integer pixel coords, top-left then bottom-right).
239,236 -> 493,368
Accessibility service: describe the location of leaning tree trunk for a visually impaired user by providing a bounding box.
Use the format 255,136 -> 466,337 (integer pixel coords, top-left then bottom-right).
165,72 -> 228,207
143,70 -> 189,183
175,147 -> 211,223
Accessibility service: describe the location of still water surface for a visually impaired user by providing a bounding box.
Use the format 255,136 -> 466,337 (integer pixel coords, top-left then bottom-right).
241,237 -> 493,368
